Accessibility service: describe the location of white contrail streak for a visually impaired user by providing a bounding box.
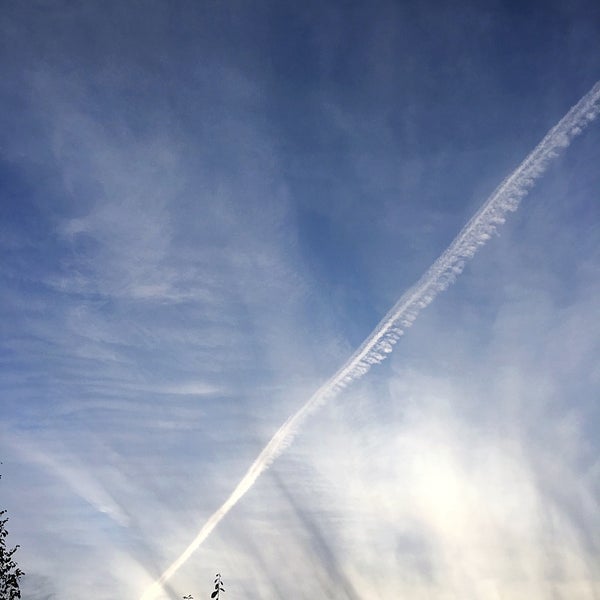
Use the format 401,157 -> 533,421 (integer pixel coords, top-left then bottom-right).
140,80 -> 600,600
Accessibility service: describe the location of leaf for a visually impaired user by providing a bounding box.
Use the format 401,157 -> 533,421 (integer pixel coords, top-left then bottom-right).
211,591 -> 218,598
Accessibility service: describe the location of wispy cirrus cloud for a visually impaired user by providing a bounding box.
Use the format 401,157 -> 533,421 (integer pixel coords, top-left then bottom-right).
1,3 -> 599,600
140,80 -> 600,599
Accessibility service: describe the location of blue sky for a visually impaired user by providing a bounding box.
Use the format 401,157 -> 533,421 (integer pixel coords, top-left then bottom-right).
1,1 -> 600,599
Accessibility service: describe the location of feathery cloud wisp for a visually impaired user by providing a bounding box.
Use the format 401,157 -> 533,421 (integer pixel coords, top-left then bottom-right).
140,81 -> 600,600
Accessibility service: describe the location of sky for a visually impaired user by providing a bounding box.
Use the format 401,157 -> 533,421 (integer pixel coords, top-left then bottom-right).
0,1 -> 599,599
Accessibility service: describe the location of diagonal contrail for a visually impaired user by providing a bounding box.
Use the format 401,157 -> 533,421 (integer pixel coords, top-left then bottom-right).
140,80 -> 600,600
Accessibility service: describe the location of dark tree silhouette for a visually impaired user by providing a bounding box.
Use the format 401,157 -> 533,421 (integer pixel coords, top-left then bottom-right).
183,573 -> 225,600
0,473 -> 24,600
210,574 -> 225,600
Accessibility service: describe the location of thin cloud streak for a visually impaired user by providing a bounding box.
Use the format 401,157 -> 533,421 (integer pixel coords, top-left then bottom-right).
140,81 -> 600,600
5,433 -> 130,527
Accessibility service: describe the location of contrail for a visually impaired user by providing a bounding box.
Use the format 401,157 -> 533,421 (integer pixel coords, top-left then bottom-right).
140,80 -> 600,600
